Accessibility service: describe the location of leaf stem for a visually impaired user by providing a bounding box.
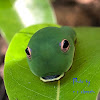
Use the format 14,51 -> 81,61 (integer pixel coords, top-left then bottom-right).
56,80 -> 60,100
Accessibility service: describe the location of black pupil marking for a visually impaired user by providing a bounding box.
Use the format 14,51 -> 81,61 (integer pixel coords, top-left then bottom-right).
42,75 -> 60,80
63,40 -> 69,48
25,48 -> 30,55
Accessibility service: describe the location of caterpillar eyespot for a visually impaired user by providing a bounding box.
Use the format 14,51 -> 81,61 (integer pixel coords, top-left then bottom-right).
25,47 -> 31,59
61,39 -> 70,52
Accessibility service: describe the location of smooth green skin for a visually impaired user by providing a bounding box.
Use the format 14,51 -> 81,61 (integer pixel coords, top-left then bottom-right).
27,26 -> 76,78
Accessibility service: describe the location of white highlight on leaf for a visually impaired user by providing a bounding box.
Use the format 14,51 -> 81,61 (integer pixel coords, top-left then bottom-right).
14,0 -> 44,27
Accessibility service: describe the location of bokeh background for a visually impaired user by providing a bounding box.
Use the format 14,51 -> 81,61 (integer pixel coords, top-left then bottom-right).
0,0 -> 100,99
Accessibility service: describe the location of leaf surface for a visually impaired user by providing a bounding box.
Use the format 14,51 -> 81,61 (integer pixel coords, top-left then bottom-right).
4,24 -> 100,100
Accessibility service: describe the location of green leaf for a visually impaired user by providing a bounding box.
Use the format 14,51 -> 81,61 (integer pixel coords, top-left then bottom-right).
4,24 -> 100,100
0,0 -> 56,43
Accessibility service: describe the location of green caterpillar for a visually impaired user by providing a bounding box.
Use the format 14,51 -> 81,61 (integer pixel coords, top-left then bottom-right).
25,26 -> 76,82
